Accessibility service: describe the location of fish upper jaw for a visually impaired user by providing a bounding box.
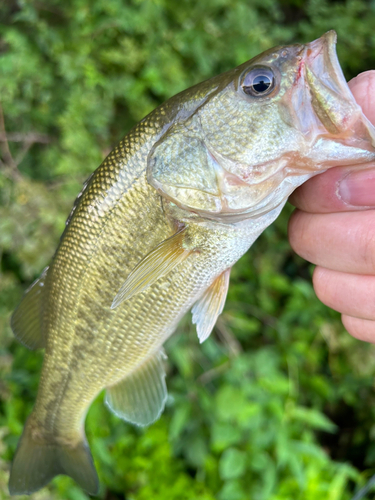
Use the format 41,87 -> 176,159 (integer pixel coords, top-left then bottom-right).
290,30 -> 375,165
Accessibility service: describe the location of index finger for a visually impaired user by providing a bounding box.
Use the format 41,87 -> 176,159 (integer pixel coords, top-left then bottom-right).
289,71 -> 375,214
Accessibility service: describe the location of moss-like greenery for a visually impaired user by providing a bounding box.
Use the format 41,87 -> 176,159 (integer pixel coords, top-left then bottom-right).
1,1 -> 375,498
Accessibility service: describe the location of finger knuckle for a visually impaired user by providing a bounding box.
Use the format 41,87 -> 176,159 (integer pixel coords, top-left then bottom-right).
288,210 -> 315,259
357,221 -> 375,272
312,267 -> 338,308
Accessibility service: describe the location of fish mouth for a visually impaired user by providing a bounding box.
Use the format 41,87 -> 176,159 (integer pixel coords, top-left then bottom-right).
295,30 -> 375,157
304,31 -> 351,104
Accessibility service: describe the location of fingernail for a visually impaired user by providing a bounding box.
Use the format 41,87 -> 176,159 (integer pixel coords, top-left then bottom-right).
338,168 -> 375,206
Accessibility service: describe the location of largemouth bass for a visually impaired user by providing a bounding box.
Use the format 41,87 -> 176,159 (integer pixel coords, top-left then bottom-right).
9,31 -> 375,495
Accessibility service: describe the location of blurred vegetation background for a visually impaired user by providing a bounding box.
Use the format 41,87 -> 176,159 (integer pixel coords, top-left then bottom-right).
1,0 -> 375,499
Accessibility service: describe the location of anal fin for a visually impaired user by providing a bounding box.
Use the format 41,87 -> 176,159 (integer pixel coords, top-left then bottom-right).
192,268 -> 230,343
111,226 -> 191,308
105,350 -> 168,426
10,267 -> 48,350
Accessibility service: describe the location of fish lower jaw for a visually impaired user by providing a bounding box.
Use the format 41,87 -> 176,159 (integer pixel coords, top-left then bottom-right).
213,171 -> 316,223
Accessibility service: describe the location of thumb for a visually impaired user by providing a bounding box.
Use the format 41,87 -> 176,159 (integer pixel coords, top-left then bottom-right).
349,70 -> 375,124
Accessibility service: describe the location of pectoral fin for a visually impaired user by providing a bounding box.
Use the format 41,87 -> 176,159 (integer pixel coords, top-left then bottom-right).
105,350 -> 167,426
10,267 -> 48,350
192,268 -> 230,343
111,227 -> 191,308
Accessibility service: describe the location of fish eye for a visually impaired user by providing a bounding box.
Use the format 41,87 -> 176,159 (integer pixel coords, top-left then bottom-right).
241,66 -> 276,97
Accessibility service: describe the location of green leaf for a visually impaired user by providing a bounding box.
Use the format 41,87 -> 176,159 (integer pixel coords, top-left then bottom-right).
219,448 -> 247,480
290,407 -> 337,433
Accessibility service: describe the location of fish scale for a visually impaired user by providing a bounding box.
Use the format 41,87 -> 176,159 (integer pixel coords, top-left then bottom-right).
32,103 -> 246,434
38,164 -> 260,436
9,31 -> 375,495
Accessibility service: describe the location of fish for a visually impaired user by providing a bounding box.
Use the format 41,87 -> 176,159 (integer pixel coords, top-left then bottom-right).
8,31 -> 375,496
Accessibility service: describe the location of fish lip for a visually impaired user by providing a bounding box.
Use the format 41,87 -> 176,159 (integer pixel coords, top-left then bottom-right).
303,30 -> 351,98
294,31 -> 375,150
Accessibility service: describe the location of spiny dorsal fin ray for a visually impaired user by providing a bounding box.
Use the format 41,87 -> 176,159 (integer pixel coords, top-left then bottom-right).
10,267 -> 49,350
105,349 -> 167,426
192,268 -> 231,343
111,226 -> 191,308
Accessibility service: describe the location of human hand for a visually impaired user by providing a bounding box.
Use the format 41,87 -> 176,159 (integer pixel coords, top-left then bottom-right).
288,71 -> 375,343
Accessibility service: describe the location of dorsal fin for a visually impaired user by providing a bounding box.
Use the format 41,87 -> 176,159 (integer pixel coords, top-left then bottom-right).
105,349 -> 167,426
10,267 -> 48,350
111,227 -> 191,308
192,268 -> 231,343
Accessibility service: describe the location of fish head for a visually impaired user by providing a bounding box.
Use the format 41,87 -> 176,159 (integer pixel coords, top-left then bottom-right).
148,31 -> 375,221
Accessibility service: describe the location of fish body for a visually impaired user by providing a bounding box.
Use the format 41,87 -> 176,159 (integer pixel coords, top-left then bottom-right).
9,32 -> 375,495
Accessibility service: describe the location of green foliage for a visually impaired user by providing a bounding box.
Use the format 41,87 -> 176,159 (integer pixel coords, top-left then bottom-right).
1,0 -> 375,499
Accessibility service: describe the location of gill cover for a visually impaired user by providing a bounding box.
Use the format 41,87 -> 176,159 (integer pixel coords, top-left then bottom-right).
148,116 -> 222,213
